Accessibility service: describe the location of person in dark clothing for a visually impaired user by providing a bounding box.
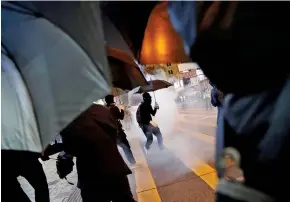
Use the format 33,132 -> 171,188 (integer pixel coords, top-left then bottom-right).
137,92 -> 164,152
211,86 -> 224,124
105,95 -> 136,165
2,150 -> 50,202
61,104 -> 136,202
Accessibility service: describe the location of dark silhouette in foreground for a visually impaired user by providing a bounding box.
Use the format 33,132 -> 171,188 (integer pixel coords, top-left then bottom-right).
61,104 -> 136,202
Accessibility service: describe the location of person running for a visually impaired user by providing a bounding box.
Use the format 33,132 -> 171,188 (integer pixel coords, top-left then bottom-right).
105,95 -> 136,165
136,93 -> 164,153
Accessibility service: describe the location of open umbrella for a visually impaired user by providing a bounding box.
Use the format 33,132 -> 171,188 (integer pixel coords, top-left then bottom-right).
101,1 -> 158,60
103,14 -> 149,90
103,15 -> 137,67
135,79 -> 172,103
135,80 -> 173,94
2,2 -> 110,153
108,56 -> 148,91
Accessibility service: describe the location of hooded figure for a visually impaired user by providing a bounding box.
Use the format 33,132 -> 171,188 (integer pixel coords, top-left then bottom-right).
137,93 -> 164,153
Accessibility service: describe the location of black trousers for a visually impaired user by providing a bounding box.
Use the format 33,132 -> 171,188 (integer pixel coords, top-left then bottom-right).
80,176 -> 136,202
2,150 -> 50,202
142,124 -> 164,150
117,131 -> 136,164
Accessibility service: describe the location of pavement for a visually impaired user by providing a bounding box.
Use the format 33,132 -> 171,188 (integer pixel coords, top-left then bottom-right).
18,154 -> 78,202
19,105 -> 219,202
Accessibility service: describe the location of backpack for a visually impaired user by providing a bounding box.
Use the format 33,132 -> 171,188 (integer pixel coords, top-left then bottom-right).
56,151 -> 74,179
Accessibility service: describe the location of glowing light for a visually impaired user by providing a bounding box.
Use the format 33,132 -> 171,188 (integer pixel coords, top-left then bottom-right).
140,2 -> 189,65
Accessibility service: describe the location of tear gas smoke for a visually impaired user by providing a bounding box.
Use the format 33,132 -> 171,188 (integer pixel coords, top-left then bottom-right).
121,72 -> 216,184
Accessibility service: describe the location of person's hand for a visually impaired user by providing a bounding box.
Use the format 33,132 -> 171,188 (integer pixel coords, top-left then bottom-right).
40,153 -> 50,161
155,102 -> 159,110
119,105 -> 125,110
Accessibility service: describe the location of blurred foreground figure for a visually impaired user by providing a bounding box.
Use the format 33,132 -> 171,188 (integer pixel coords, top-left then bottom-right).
61,104 -> 136,202
137,93 -> 164,152
2,151 -> 50,202
105,95 -> 136,165
169,1 -> 290,201
2,55 -> 50,202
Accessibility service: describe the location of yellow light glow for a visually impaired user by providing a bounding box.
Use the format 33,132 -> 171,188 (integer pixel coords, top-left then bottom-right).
155,33 -> 167,56
140,2 -> 189,65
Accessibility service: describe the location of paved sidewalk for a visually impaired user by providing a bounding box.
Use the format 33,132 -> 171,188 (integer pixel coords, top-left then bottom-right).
18,154 -> 78,202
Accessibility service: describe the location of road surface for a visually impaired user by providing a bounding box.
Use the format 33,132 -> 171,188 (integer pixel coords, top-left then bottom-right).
123,106 -> 218,202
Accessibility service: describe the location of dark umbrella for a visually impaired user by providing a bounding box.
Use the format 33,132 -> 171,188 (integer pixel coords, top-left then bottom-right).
103,15 -> 137,67
135,80 -> 172,94
101,1 -> 158,59
134,79 -> 173,103
108,56 -> 148,91
102,14 -> 149,90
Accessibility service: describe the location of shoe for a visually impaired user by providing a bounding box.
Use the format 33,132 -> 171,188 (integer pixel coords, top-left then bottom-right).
144,146 -> 150,155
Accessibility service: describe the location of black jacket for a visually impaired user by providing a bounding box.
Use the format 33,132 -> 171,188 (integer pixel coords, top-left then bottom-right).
139,102 -> 157,125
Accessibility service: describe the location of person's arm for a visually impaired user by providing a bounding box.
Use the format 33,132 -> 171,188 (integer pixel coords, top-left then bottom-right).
150,105 -> 158,116
111,106 -> 125,120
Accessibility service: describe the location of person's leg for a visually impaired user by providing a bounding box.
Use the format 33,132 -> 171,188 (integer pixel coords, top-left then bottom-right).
143,125 -> 153,150
21,158 -> 50,202
111,176 -> 136,202
152,126 -> 164,150
118,135 -> 136,164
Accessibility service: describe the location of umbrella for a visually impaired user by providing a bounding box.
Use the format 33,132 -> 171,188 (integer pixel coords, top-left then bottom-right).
103,15 -> 137,67
101,1 -> 158,59
111,88 -> 129,97
135,79 -> 173,103
135,80 -> 173,94
2,2 -> 110,153
129,94 -> 143,107
108,56 -> 148,91
102,14 -> 149,90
